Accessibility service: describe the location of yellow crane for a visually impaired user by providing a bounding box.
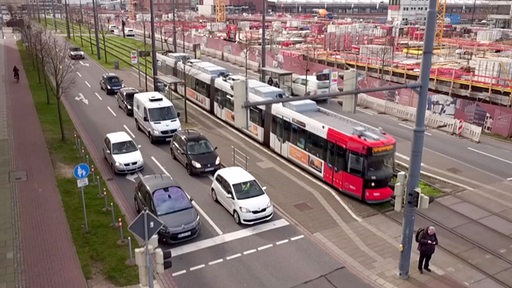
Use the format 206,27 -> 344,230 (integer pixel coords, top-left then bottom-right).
435,0 -> 447,45
216,0 -> 226,22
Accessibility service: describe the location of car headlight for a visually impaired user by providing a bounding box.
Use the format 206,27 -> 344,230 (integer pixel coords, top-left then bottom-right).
160,225 -> 170,234
215,156 -> 220,165
152,129 -> 160,135
115,161 -> 123,167
191,161 -> 201,168
107,85 -> 111,89
239,206 -> 250,213
266,201 -> 272,208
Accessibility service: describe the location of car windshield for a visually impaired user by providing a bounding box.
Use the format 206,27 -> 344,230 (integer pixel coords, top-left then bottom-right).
107,77 -> 121,85
232,180 -> 265,200
186,139 -> 214,155
125,93 -> 135,104
111,140 -> 138,154
317,81 -> 330,89
148,106 -> 177,121
153,186 -> 192,216
70,47 -> 81,52
366,153 -> 394,177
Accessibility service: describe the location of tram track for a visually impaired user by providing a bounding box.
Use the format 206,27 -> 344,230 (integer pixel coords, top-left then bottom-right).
383,201 -> 512,288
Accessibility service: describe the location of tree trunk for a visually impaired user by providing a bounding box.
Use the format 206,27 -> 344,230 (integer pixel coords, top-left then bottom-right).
57,93 -> 65,141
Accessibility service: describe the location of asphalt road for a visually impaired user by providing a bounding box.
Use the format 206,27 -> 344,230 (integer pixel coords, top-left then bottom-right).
65,49 -> 374,288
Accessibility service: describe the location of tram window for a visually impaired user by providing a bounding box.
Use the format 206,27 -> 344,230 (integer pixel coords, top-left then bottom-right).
291,124 -> 306,149
327,142 -> 346,171
249,108 -> 262,126
305,133 -> 326,160
186,76 -> 195,90
348,152 -> 363,177
195,79 -> 210,98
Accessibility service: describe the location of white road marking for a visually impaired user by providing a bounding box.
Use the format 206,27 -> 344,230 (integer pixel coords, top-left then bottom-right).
124,125 -> 135,138
171,219 -> 289,257
172,270 -> 186,276
398,123 -> 431,136
243,249 -> 257,255
95,92 -> 102,100
125,171 -> 143,182
467,147 -> 512,165
189,264 -> 205,271
84,80 -> 91,87
276,239 -> 289,245
74,93 -> 88,105
208,259 -> 223,265
151,156 -> 171,176
257,244 -> 273,251
356,108 -> 376,115
291,235 -> 304,241
76,72 -> 82,77
79,61 -> 89,66
107,106 -> 116,117
507,177 -> 512,181
226,253 -> 241,260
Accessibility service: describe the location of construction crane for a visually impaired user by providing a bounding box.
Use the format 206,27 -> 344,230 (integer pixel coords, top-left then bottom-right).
216,0 -> 226,22
435,0 -> 447,45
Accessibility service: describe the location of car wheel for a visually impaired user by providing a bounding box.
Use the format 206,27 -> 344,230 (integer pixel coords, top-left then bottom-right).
211,189 -> 218,202
186,163 -> 192,175
233,211 -> 241,225
135,120 -> 142,131
110,163 -> 116,175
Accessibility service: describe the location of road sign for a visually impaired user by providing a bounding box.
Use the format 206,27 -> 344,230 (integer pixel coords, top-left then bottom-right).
77,178 -> 89,188
128,210 -> 163,241
73,163 -> 90,179
131,50 -> 138,64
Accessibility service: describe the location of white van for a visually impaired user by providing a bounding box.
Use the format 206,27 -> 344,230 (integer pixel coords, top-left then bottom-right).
291,75 -> 337,101
133,92 -> 181,143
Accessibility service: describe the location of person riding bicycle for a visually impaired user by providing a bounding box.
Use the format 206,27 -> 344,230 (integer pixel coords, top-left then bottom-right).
13,65 -> 20,80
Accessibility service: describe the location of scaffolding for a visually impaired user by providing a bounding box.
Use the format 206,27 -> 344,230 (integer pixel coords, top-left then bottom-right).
435,0 -> 446,45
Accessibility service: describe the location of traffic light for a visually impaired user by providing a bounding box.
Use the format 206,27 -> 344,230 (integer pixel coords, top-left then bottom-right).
410,187 -> 429,209
155,248 -> 172,273
410,189 -> 420,208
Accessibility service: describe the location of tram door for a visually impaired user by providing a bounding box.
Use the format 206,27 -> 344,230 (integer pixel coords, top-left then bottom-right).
270,115 -> 289,155
325,141 -> 345,190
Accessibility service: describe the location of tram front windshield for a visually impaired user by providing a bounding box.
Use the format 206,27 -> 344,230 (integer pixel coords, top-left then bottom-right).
366,152 -> 394,179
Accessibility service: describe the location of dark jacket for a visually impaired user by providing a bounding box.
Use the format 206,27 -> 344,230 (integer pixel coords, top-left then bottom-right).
418,230 -> 438,255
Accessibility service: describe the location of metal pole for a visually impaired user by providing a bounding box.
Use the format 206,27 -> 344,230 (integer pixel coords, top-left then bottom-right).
149,0 -> 158,90
92,0 -> 101,60
260,0 -> 267,82
398,0 -> 437,279
144,210 -> 154,288
110,203 -> 116,227
80,186 -> 89,232
64,0 -> 71,38
172,0 -> 177,52
137,49 -> 141,87
128,236 -> 133,260
79,0 -> 84,47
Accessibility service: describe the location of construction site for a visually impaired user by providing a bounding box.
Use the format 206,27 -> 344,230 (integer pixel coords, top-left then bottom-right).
68,0 -> 512,137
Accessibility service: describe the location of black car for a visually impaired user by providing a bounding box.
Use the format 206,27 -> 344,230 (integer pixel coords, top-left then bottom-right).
170,129 -> 221,175
100,73 -> 123,95
133,174 -> 200,243
116,87 -> 139,116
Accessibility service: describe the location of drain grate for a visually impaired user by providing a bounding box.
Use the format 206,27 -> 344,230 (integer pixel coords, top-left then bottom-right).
9,171 -> 27,182
294,202 -> 313,212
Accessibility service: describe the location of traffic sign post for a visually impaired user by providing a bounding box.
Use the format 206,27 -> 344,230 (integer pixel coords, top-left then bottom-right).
131,50 -> 138,64
74,163 -> 90,232
129,209 -> 163,288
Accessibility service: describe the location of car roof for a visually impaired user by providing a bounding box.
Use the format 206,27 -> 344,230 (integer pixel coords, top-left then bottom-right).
104,73 -> 119,78
216,166 -> 255,184
140,174 -> 179,193
177,129 -> 206,140
106,131 -> 132,142
119,87 -> 139,94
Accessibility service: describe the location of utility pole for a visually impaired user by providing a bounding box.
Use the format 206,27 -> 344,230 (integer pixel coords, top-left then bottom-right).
92,0 -> 101,60
260,0 -> 266,82
149,0 -> 158,90
64,0 -> 71,38
398,0 -> 437,279
172,0 -> 177,52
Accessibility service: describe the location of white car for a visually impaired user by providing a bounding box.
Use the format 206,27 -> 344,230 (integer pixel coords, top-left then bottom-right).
102,131 -> 144,174
125,28 -> 135,37
210,167 -> 273,224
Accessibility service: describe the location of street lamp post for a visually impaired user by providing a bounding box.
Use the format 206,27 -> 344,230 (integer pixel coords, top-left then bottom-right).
149,0 -> 158,90
92,0 -> 101,60
172,0 -> 177,52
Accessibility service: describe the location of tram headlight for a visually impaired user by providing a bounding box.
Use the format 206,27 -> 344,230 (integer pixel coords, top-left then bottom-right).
371,182 -> 375,187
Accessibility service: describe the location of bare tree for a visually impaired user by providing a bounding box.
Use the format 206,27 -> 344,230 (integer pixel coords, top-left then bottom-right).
294,43 -> 322,95
361,44 -> 392,79
177,61 -> 201,123
43,35 -> 77,141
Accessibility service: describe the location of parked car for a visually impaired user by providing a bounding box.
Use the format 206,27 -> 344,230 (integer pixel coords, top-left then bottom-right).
100,73 -> 123,95
125,28 -> 136,37
102,131 -> 144,174
134,174 -> 200,243
68,47 -> 85,60
108,25 -> 118,33
170,129 -> 221,175
116,87 -> 139,116
210,167 -> 273,224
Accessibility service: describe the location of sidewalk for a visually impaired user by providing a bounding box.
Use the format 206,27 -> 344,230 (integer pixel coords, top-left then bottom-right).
1,30 -> 87,287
